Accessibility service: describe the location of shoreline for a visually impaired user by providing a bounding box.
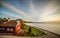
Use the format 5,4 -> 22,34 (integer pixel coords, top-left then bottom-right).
39,28 -> 60,36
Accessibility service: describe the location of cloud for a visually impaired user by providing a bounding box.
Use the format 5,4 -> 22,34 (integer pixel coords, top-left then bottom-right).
29,0 -> 38,20
39,15 -> 60,22
0,1 -> 29,19
0,0 -> 60,22
29,0 -> 41,21
0,1 -> 35,21
41,2 -> 58,17
29,0 -> 60,22
1,11 -> 23,19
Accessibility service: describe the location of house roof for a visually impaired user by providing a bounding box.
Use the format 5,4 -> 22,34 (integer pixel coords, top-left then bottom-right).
0,20 -> 17,27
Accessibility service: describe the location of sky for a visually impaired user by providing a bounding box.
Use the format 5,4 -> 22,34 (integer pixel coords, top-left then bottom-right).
0,0 -> 60,22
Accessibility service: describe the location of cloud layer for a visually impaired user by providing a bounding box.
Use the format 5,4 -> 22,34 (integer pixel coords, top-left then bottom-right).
0,0 -> 60,22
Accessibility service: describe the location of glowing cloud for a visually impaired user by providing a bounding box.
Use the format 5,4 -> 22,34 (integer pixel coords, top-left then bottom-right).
38,1 -> 60,22
41,3 -> 58,17
39,15 -> 60,22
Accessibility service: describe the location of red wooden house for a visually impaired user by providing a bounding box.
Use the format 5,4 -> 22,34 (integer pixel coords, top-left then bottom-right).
0,20 -> 21,34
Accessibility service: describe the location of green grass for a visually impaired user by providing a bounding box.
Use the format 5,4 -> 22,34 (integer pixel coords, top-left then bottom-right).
21,25 -> 45,36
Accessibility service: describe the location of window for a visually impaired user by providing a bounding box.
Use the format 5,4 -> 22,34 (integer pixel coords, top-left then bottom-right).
10,28 -> 13,31
7,28 -> 10,31
7,28 -> 13,31
0,28 -> 5,30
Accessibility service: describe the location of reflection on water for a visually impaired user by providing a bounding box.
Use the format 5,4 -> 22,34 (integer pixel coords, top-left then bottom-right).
25,23 -> 60,35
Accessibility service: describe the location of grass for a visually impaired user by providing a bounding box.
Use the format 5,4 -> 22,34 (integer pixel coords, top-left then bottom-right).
20,24 -> 45,36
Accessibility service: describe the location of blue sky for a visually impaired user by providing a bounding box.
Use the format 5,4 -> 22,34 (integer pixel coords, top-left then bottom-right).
0,0 -> 60,22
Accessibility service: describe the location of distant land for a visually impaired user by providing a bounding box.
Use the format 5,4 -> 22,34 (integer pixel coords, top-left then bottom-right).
24,21 -> 60,23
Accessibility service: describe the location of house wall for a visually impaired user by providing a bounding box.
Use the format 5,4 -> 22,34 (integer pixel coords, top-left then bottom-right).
0,27 -> 14,33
